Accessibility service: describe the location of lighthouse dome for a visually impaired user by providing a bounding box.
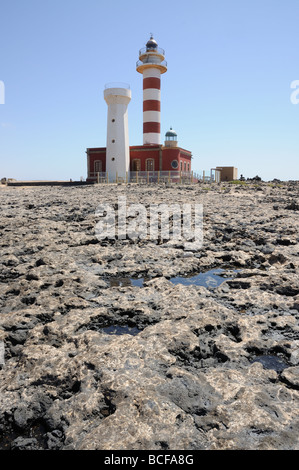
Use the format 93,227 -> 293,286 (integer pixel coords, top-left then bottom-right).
146,35 -> 158,50
165,127 -> 177,139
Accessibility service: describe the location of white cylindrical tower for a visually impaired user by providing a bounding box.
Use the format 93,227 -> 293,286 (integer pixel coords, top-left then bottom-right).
104,85 -> 131,181
136,35 -> 167,145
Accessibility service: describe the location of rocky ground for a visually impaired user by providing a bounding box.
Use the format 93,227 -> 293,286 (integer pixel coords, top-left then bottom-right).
0,180 -> 298,450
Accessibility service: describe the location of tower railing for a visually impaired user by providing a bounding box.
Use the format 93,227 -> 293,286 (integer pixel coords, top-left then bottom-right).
88,171 -> 203,184
104,82 -> 130,90
136,59 -> 167,68
139,46 -> 165,56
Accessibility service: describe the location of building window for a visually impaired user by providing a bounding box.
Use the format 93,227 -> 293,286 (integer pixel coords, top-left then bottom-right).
94,160 -> 102,172
132,159 -> 141,171
180,161 -> 183,171
112,139 -> 115,143
171,160 -> 178,169
188,163 -> 190,171
184,162 -> 186,171
146,159 -> 154,171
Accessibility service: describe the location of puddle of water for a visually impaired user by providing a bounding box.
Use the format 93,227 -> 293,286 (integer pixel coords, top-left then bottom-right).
250,355 -> 289,372
109,277 -> 131,287
108,269 -> 236,289
101,325 -> 141,336
131,278 -> 145,287
109,277 -> 146,288
169,269 -> 234,289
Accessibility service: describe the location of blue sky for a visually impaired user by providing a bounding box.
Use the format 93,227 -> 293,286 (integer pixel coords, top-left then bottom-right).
0,0 -> 298,181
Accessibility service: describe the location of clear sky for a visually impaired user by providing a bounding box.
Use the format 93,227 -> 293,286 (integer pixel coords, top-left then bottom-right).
0,0 -> 298,181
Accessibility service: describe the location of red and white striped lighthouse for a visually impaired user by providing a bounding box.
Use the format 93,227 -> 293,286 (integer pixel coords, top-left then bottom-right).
136,35 -> 167,145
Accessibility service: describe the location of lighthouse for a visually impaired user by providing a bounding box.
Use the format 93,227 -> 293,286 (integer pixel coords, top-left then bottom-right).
104,85 -> 131,181
86,36 -> 193,183
136,35 -> 167,145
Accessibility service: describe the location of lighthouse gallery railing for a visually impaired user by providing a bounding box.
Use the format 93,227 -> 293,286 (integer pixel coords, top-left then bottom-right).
88,170 -> 212,184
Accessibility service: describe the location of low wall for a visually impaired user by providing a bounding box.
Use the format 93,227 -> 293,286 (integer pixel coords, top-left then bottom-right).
5,181 -> 95,187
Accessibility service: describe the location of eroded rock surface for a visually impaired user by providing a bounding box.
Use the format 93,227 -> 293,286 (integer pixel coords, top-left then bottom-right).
0,181 -> 298,450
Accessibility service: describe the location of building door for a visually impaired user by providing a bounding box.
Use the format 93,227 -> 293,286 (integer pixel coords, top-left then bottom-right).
132,159 -> 141,171
146,159 -> 154,171
94,160 -> 102,173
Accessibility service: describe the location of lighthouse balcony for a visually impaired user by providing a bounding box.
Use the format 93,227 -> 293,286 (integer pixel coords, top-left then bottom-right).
139,46 -> 165,57
104,82 -> 130,90
136,58 -> 167,67
136,58 -> 167,73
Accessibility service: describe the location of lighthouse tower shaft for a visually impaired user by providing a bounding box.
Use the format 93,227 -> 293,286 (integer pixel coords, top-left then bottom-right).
136,36 -> 167,145
104,86 -> 131,180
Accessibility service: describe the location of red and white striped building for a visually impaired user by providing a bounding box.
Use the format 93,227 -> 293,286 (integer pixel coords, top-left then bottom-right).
86,36 -> 193,182
136,35 -> 167,145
